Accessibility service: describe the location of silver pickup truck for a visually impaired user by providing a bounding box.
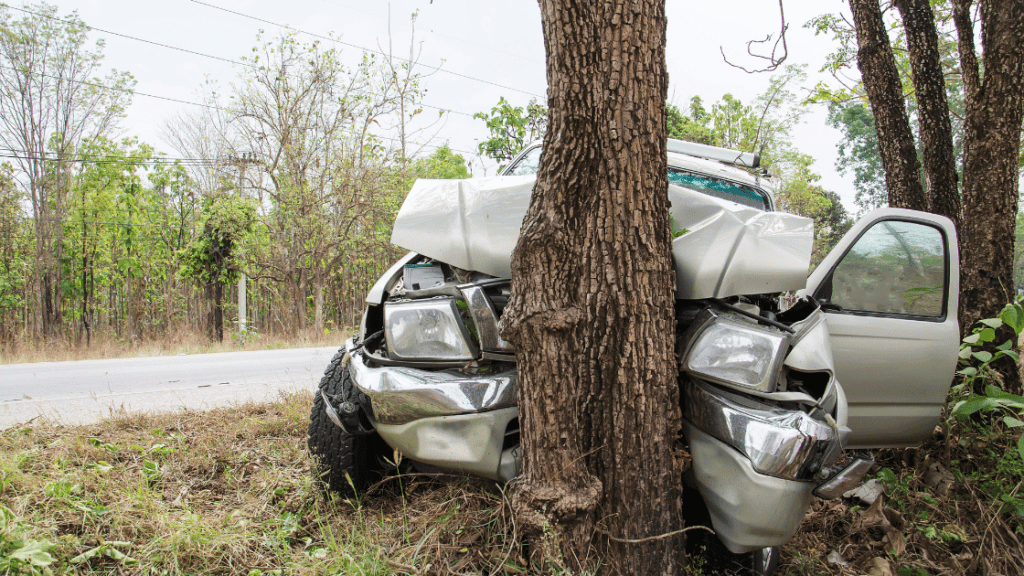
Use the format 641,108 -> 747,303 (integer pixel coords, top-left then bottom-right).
307,140 -> 960,575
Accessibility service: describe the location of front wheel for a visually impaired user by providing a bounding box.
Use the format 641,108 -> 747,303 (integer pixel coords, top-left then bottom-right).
307,351 -> 388,497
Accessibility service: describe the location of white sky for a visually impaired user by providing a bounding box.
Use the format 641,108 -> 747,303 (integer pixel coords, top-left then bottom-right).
27,0 -> 859,210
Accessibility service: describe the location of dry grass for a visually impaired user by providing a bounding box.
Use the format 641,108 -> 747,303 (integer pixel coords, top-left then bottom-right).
0,329 -> 350,366
1,390 -> 1020,575
780,418 -> 1024,576
0,391 -> 523,575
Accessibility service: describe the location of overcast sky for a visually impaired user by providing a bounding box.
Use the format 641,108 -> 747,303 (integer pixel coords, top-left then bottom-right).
24,0 -> 860,210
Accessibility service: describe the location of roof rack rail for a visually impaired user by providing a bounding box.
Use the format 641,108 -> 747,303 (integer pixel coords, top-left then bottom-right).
667,139 -> 759,169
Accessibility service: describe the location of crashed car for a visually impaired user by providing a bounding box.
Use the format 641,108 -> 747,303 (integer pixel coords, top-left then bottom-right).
307,139 -> 960,573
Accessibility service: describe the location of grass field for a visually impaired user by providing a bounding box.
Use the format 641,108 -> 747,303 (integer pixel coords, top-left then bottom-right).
0,390 -> 1021,575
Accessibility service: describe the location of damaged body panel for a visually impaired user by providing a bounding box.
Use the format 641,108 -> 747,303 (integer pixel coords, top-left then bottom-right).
391,161 -> 814,300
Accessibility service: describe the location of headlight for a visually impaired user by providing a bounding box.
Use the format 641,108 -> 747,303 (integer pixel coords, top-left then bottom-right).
384,298 -> 477,361
683,311 -> 789,393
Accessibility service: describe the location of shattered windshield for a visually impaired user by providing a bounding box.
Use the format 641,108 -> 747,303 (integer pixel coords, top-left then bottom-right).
503,148 -> 771,211
668,169 -> 769,211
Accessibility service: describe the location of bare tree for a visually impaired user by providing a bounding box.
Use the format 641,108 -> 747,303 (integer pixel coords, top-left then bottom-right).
231,32 -> 412,334
501,0 -> 683,573
0,3 -> 132,338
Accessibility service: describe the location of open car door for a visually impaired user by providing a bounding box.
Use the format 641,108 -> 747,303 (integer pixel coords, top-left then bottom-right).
801,208 -> 960,449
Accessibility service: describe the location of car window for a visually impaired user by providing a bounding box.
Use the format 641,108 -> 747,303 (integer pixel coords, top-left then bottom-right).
505,146 -> 542,176
824,220 -> 946,317
668,169 -> 768,210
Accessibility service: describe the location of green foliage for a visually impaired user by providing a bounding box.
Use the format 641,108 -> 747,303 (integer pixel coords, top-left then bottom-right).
774,152 -> 852,263
827,103 -> 887,212
179,196 -> 256,286
411,145 -> 470,180
474,97 -> 547,169
667,100 -> 715,145
0,164 -> 26,324
0,505 -> 55,575
951,300 -> 1024,461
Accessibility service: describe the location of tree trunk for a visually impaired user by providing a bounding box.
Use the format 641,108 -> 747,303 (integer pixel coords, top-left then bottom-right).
214,281 -> 224,342
500,1 -> 683,574
956,0 -> 1024,394
849,0 -> 928,211
895,0 -> 961,228
314,274 -> 325,334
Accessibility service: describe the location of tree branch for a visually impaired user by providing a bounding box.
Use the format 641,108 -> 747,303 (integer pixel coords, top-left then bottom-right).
720,0 -> 789,73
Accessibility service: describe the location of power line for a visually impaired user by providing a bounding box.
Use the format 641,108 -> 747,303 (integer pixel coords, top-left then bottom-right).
0,150 -> 219,167
186,0 -> 544,99
0,62 -> 222,112
0,3 -> 256,70
0,4 -> 477,118
0,137 -> 479,165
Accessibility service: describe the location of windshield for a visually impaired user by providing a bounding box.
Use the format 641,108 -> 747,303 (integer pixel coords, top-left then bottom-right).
503,147 -> 770,211
668,169 -> 769,211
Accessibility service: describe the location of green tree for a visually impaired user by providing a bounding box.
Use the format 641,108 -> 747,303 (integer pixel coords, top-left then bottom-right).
0,163 -> 27,348
180,196 -> 255,342
775,153 -> 852,263
827,103 -> 887,212
666,100 -> 715,145
0,2 -> 133,339
474,97 -> 547,170
411,145 -> 470,180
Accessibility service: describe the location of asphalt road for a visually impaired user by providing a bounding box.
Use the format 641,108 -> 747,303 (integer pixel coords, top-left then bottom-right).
0,346 -> 341,429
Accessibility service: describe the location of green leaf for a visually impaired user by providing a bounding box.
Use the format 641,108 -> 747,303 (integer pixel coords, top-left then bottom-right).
1003,416 -> 1024,428
10,539 -> 56,567
957,367 -> 977,377
1019,435 -> 1024,463
996,340 -> 1014,351
997,350 -> 1020,363
979,318 -> 1003,329
962,333 -> 981,345
1000,304 -> 1024,335
952,395 -> 998,417
978,328 -> 996,343
972,351 -> 993,363
959,346 -> 973,359
984,385 -> 1024,405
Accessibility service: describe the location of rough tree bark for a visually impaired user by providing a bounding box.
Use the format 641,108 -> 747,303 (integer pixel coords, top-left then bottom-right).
895,0 -> 961,228
499,1 -> 683,574
955,0 -> 1024,394
849,0 -> 929,211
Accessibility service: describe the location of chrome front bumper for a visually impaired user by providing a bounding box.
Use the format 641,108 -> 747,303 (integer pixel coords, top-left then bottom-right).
346,340 -> 517,425
683,378 -> 845,480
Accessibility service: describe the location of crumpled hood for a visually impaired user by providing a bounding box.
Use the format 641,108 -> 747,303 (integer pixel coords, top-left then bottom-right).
390,176 -> 814,299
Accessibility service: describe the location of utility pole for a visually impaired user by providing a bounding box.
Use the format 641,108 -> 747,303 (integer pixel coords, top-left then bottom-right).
232,151 -> 258,335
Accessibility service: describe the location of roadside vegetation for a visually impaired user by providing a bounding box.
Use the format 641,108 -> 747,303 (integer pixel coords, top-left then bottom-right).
0,328 -> 350,366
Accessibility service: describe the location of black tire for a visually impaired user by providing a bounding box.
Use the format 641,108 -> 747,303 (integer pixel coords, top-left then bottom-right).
307,351 -> 387,497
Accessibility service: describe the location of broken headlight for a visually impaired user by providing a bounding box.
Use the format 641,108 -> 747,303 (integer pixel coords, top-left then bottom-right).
384,298 -> 477,361
682,310 -> 789,393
